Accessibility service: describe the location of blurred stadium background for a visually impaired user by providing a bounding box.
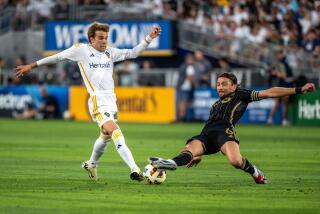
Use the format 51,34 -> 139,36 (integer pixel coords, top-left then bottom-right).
0,1 -> 320,213
0,0 -> 319,125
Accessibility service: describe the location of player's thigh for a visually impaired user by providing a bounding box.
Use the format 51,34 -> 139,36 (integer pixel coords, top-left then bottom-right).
220,141 -> 242,163
183,139 -> 205,157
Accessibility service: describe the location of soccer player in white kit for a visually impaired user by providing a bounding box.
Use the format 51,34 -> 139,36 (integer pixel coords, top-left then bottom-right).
15,22 -> 161,182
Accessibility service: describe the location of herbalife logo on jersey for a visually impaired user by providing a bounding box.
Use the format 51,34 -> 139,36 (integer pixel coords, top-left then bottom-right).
89,62 -> 111,68
298,99 -> 320,120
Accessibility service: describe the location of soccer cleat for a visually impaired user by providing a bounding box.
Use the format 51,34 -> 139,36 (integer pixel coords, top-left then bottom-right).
282,119 -> 289,126
82,161 -> 98,181
148,156 -> 162,165
130,171 -> 144,181
267,117 -> 273,125
253,168 -> 267,184
148,156 -> 177,170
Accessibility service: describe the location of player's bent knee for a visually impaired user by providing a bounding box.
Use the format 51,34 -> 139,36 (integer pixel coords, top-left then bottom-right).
101,120 -> 118,136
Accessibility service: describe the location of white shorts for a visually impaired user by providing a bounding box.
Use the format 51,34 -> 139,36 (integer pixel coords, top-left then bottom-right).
88,93 -> 118,127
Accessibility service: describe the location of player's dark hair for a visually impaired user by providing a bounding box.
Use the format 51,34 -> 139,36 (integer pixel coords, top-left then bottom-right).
217,72 -> 237,85
87,22 -> 109,43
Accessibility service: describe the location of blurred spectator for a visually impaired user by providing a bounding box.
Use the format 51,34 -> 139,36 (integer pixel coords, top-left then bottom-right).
184,4 -> 202,26
115,60 -> 139,86
162,1 -> 176,20
29,0 -> 55,24
231,4 -> 249,25
0,0 -> 10,30
279,25 -> 297,47
266,25 -> 282,45
210,2 -> 224,22
302,28 -> 320,54
286,44 -> 301,70
217,57 -> 230,73
247,23 -> 266,44
0,57 -> 5,84
13,0 -> 31,31
53,0 -> 69,20
267,50 -> 294,126
12,85 -> 59,119
40,65 -> 57,85
138,60 -> 164,86
176,54 -> 197,121
310,2 -> 320,27
194,50 -> 212,87
38,85 -> 59,119
298,7 -> 312,35
12,100 -> 37,119
61,62 -> 82,85
0,0 -> 9,11
225,21 -> 243,55
143,0 -> 163,18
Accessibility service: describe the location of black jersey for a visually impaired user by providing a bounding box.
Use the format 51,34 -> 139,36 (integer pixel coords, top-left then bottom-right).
206,88 -> 260,126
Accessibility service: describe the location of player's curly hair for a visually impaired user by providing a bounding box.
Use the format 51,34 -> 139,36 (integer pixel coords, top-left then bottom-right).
87,22 -> 109,43
217,72 -> 237,85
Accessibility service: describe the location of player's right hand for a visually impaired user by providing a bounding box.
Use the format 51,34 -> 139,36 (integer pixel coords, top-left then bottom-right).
15,64 -> 33,78
186,156 -> 202,168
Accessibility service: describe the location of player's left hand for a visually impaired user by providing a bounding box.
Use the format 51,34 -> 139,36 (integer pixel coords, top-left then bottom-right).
186,156 -> 202,168
149,26 -> 161,39
302,83 -> 316,94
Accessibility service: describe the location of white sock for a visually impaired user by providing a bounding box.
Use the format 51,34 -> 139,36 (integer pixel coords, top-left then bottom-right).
111,129 -> 140,172
89,135 -> 111,165
252,166 -> 259,178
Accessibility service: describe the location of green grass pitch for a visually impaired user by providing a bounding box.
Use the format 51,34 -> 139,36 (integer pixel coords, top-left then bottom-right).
0,119 -> 319,214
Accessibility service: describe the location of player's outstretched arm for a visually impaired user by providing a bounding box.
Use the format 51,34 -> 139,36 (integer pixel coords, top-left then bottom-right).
258,83 -> 316,99
15,45 -> 79,79
15,62 -> 38,78
111,26 -> 162,62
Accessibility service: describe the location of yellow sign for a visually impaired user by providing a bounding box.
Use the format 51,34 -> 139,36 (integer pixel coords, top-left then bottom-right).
69,86 -> 90,121
69,86 -> 176,123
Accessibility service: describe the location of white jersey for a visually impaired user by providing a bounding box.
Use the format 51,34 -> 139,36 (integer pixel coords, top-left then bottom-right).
37,37 -> 152,126
37,39 -> 151,96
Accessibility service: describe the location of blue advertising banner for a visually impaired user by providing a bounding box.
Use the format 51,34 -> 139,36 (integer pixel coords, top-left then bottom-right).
45,21 -> 173,56
0,86 -> 68,118
192,88 -> 282,124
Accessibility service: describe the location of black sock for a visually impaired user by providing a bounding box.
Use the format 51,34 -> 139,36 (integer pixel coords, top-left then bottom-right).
172,151 -> 193,166
241,158 -> 255,175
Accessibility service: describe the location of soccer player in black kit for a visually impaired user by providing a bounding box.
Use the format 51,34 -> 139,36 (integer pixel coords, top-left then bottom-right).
150,72 -> 316,184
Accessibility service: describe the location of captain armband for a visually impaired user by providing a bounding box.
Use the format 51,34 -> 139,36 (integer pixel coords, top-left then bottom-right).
144,35 -> 153,44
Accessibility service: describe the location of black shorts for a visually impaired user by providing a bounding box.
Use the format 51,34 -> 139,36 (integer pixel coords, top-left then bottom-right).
186,122 -> 239,155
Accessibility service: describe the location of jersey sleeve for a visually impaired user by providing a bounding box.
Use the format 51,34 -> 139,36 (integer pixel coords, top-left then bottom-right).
237,88 -> 260,103
108,40 -> 149,63
36,44 -> 83,66
57,43 -> 83,61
